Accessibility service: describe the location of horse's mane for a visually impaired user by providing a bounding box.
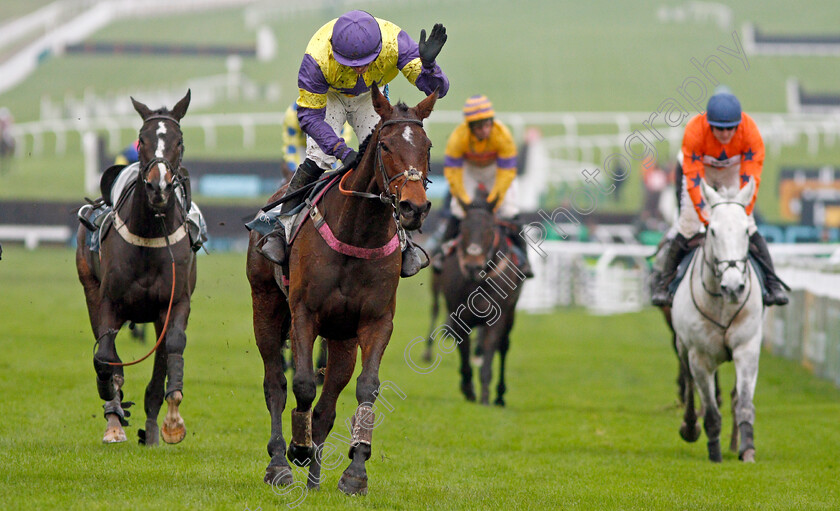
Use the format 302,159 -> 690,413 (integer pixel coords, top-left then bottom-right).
394,101 -> 410,114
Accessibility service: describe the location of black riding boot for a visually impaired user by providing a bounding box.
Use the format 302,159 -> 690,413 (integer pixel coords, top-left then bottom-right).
651,233 -> 690,307
749,232 -> 789,306
258,159 -> 324,265
508,221 -> 534,278
430,216 -> 460,272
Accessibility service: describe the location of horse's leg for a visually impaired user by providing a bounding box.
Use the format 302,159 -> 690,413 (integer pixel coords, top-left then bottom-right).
251,284 -> 293,486
161,301 -> 190,444
423,276 -> 441,363
732,343 -> 760,462
90,300 -> 129,444
316,338 -> 328,386
677,341 -> 701,443
337,319 -> 393,496
139,337 -> 167,446
308,339 -> 357,490
478,325 -> 504,405
455,319 -> 476,402
729,379 -> 739,453
288,311 -> 318,465
494,330 -> 511,407
78,251 -> 128,443
689,351 -> 723,462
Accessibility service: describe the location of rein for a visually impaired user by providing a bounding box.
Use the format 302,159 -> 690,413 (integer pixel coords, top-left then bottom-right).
690,239 -> 753,331
96,215 -> 178,367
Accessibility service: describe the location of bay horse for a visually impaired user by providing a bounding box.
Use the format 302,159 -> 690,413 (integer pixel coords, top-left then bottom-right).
246,86 -> 435,495
76,91 -> 195,445
671,178 -> 763,462
425,191 -> 524,406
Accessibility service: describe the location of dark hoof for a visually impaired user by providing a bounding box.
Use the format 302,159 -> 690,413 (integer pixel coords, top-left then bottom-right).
461,382 -> 476,402
337,472 -> 368,496
740,448 -> 756,463
679,422 -> 701,443
287,443 -> 315,466
265,465 -> 294,486
494,397 -> 505,407
707,439 -> 722,462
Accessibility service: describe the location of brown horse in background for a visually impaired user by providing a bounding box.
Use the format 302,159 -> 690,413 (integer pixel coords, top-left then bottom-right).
76,91 -> 195,445
424,191 -> 525,406
246,86 -> 435,495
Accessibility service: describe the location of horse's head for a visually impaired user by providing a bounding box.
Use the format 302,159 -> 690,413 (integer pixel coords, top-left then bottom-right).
130,90 -> 190,211
700,178 -> 756,303
370,85 -> 435,231
457,188 -> 498,282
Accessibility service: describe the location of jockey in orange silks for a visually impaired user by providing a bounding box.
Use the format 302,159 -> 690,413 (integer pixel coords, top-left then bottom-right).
651,91 -> 788,307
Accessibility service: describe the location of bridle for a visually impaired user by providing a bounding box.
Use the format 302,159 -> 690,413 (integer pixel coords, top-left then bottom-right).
338,117 -> 431,249
139,114 -> 187,192
691,200 -> 753,330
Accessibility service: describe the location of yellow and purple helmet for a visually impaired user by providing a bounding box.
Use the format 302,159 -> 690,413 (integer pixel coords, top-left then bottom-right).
463,95 -> 495,123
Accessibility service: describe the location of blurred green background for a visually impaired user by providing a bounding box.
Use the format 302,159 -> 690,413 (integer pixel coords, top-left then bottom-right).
2,0 -> 840,217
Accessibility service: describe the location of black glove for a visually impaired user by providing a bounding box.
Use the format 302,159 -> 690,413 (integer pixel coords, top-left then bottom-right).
342,149 -> 359,169
418,24 -> 447,68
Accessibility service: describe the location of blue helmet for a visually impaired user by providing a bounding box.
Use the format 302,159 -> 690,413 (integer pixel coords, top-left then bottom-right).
706,92 -> 741,128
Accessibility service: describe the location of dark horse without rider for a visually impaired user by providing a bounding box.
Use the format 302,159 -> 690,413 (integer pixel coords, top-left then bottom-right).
76,91 -> 196,445
247,86 -> 435,495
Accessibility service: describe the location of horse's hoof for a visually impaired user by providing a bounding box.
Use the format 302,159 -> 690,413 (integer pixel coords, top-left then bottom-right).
480,393 -> 490,406
103,426 -> 127,443
494,397 -> 505,407
740,448 -> 756,463
161,419 -> 186,444
679,422 -> 701,443
287,443 -> 314,466
461,383 -> 476,402
265,465 -> 294,486
707,440 -> 722,463
337,472 -> 368,496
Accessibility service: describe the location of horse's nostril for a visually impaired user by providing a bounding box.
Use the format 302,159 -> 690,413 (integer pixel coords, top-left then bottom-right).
423,201 -> 431,214
399,200 -> 418,216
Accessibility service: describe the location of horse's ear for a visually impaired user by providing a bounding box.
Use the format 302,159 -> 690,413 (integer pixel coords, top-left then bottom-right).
735,177 -> 756,207
171,89 -> 191,121
700,178 -> 721,208
414,89 -> 438,120
371,85 -> 393,118
131,97 -> 153,120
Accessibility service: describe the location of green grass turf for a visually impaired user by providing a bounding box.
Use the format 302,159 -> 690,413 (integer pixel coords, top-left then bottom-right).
0,246 -> 839,509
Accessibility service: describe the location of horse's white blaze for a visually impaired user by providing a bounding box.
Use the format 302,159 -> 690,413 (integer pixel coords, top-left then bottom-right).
402,125 -> 413,145
467,243 -> 482,256
155,121 -> 168,187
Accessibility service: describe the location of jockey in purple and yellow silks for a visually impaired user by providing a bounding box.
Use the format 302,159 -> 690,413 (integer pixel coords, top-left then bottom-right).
258,10 -> 448,277
431,95 -> 532,278
651,91 -> 788,307
282,102 -> 352,175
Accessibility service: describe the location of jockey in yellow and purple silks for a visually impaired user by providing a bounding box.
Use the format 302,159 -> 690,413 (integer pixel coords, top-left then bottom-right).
258,10 -> 449,277
433,95 -> 532,277
282,102 -> 352,175
650,91 -> 788,307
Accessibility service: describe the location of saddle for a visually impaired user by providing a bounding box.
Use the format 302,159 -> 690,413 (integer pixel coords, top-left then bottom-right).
245,172 -> 341,240
78,164 -> 206,252
668,237 -> 770,298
